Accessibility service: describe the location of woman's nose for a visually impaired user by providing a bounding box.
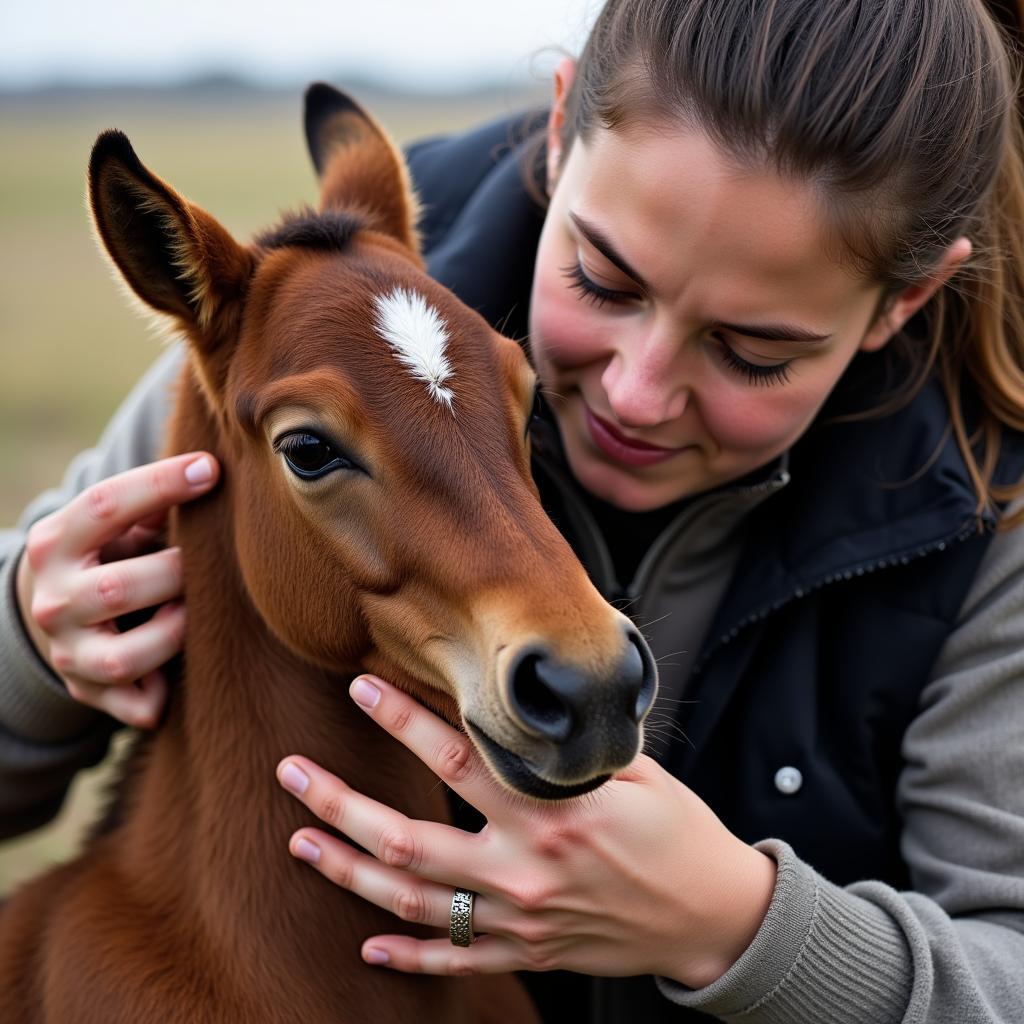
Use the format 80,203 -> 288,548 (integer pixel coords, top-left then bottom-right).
601,345 -> 690,428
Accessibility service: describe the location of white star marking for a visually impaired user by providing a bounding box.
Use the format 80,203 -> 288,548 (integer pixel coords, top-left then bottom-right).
374,288 -> 455,410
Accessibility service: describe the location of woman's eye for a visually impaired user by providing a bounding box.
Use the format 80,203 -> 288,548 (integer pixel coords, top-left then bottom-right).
561,262 -> 637,308
715,338 -> 793,387
276,432 -> 355,479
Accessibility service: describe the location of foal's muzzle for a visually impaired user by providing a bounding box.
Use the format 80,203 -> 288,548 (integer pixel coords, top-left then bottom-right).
472,624 -> 657,799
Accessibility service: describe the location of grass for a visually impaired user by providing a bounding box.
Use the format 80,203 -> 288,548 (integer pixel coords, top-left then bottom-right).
0,85 -> 542,895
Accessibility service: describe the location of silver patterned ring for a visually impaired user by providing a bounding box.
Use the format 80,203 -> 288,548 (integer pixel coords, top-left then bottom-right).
449,887 -> 476,947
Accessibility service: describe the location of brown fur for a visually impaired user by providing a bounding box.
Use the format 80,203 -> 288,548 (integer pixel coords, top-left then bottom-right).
0,86 -> 653,1022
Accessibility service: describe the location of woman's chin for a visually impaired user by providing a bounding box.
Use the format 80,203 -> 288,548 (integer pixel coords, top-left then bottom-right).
566,442 -> 702,511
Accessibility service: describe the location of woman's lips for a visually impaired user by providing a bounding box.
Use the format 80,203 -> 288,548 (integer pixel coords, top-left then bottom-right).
583,405 -> 687,467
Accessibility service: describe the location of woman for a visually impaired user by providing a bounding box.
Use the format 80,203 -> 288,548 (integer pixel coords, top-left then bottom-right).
4,1 -> 1024,1020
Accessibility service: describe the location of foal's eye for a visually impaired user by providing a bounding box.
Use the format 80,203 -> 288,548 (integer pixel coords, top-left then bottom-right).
275,432 -> 356,480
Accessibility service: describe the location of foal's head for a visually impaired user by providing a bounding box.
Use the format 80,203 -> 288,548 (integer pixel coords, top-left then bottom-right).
88,85 -> 656,799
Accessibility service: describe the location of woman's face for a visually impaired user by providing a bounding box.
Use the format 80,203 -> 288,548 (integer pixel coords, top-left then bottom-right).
529,115 -> 901,512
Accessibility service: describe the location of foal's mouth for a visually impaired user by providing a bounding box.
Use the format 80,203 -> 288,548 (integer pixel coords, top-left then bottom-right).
465,720 -> 610,800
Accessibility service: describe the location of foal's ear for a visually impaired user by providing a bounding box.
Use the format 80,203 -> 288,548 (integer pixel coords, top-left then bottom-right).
88,130 -> 253,397
304,83 -> 421,257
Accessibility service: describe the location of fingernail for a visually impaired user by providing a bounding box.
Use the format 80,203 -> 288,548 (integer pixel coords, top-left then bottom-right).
364,947 -> 390,965
293,837 -> 321,864
279,762 -> 310,795
351,677 -> 381,709
185,456 -> 213,485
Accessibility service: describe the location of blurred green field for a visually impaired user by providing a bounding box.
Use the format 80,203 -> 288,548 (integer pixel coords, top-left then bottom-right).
0,84 -> 542,895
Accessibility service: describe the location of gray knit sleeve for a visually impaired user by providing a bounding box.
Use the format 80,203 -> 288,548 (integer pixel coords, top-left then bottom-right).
656,512 -> 1024,1023
0,345 -> 184,837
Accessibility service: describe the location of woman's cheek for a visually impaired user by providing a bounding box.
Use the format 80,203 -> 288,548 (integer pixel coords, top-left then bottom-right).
530,284 -> 609,377
699,375 -> 825,460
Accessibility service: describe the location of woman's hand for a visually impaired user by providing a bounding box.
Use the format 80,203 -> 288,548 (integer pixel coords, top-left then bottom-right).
276,675 -> 777,988
15,452 -> 220,728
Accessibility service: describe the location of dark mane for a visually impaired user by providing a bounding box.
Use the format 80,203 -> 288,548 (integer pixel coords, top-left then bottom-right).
256,207 -> 363,253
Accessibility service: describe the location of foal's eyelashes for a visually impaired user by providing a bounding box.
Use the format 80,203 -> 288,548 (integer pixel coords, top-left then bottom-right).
274,429 -> 364,481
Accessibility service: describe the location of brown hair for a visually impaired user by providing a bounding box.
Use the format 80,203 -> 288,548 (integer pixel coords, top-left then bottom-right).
557,0 -> 1024,526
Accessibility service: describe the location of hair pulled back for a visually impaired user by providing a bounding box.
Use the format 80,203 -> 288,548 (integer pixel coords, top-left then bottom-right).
562,0 -> 1024,523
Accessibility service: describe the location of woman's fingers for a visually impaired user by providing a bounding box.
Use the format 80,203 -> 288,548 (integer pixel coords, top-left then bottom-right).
99,513 -> 170,563
276,756 -> 495,892
52,601 -> 185,727
17,453 -> 219,727
360,934 -> 525,975
31,452 -> 218,565
347,676 -> 504,814
55,601 -> 185,686
67,669 -> 169,730
68,547 -> 184,628
286,827 -> 509,938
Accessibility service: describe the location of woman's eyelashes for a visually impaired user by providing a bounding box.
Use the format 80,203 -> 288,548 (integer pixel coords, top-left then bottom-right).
714,338 -> 793,386
561,261 -> 639,308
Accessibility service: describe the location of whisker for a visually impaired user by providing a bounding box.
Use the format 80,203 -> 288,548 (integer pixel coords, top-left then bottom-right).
643,717 -> 695,750
642,727 -> 683,757
538,385 -> 566,407
496,309 -> 521,338
649,714 -> 689,727
646,710 -> 694,728
654,649 -> 688,662
630,611 -> 673,631
643,735 -> 669,756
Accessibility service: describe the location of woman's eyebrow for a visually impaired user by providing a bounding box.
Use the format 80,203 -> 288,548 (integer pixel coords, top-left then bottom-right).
717,321 -> 833,343
569,212 -> 650,290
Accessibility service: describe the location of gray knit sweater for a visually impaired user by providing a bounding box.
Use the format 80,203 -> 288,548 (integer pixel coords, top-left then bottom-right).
2,345 -> 1023,1023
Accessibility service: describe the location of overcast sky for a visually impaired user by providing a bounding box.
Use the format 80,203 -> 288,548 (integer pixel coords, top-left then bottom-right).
1,1 -> 601,90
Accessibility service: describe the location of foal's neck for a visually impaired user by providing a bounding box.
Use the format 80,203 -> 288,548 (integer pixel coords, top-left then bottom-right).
115,370 -> 447,977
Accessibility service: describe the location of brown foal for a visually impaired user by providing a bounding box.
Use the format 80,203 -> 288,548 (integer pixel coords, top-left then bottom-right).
0,85 -> 656,1023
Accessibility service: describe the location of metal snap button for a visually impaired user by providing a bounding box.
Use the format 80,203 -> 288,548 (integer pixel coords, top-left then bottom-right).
774,766 -> 803,795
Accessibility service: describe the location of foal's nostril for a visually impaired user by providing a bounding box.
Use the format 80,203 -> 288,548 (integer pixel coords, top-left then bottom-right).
508,634 -> 656,745
509,651 -> 577,743
625,627 -> 658,723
